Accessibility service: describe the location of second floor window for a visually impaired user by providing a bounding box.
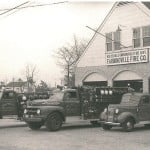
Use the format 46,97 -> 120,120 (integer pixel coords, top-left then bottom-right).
143,26 -> 150,47
114,31 -> 121,50
106,31 -> 121,52
106,33 -> 112,51
133,25 -> 150,48
133,28 -> 140,48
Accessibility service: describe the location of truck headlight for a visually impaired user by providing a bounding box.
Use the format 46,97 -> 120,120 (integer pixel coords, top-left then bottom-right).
115,109 -> 119,114
37,109 -> 41,115
104,108 -> 107,113
22,96 -> 27,101
24,109 -> 28,114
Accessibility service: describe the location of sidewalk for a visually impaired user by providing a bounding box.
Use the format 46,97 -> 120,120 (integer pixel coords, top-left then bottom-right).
0,116 -> 27,129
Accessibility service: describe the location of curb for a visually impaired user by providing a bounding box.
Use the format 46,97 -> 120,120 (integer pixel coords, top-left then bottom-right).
0,118 -> 27,129
0,123 -> 27,129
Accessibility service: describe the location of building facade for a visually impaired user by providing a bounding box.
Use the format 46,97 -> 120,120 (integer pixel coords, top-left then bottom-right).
75,2 -> 150,93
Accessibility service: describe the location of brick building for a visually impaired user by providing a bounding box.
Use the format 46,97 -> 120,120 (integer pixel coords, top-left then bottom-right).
75,2 -> 150,93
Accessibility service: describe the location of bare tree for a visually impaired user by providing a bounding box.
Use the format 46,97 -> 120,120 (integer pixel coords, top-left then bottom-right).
23,63 -> 38,92
54,35 -> 88,87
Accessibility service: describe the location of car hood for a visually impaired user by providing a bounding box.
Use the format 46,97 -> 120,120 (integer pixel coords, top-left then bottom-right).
28,99 -> 62,106
108,103 -> 138,111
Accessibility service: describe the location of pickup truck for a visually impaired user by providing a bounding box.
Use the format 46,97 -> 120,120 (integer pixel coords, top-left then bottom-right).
100,92 -> 150,132
23,87 -> 128,131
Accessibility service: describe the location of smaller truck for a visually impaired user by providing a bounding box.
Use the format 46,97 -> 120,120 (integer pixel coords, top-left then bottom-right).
23,87 -> 128,131
0,89 -> 27,119
100,92 -> 150,132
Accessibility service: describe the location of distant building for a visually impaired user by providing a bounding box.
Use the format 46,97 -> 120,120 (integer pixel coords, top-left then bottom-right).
6,78 -> 35,93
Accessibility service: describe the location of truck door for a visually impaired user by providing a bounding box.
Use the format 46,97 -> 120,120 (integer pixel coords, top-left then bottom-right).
138,95 -> 150,121
63,91 -> 81,116
0,91 -> 18,116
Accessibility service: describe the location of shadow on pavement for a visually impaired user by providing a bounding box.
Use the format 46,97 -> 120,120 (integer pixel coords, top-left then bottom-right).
102,125 -> 150,133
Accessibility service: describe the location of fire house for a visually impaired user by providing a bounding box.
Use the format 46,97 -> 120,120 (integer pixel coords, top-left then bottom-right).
75,2 -> 150,93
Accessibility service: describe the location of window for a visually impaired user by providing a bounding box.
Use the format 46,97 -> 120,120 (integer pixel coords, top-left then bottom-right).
106,31 -> 121,51
64,91 -> 77,100
133,25 -> 150,48
133,28 -> 140,48
114,31 -> 121,50
3,92 -> 15,99
141,96 -> 150,104
106,33 -> 112,51
142,26 -> 150,47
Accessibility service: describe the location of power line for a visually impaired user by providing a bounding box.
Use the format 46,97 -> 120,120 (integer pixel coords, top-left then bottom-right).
0,1 -> 29,15
0,1 -> 68,12
86,26 -> 127,48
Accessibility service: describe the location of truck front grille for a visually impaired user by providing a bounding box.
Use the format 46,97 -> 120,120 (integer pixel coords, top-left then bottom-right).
27,108 -> 37,115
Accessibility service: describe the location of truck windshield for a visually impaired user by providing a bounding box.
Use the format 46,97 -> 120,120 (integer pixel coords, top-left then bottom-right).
121,93 -> 140,104
50,92 -> 64,101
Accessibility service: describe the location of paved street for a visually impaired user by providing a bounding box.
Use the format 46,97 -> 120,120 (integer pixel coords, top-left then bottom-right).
0,121 -> 150,150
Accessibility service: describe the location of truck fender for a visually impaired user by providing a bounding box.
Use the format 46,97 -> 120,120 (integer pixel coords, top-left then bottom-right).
117,112 -> 137,124
46,111 -> 65,122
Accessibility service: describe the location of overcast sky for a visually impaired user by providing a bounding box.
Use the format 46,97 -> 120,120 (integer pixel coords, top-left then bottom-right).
0,0 -> 113,86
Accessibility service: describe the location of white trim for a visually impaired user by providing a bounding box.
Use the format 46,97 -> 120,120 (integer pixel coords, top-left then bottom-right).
113,71 -> 142,81
84,73 -> 107,82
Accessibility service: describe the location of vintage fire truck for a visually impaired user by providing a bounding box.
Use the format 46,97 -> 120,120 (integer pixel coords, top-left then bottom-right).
23,86 -> 128,131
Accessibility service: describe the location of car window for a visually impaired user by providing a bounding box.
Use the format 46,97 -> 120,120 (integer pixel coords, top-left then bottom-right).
3,92 -> 15,99
141,96 -> 150,104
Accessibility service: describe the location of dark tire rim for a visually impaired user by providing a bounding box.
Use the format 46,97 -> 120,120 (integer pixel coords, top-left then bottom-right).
46,113 -> 62,131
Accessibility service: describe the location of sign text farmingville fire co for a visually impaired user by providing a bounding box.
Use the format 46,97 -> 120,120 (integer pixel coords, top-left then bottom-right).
106,49 -> 149,65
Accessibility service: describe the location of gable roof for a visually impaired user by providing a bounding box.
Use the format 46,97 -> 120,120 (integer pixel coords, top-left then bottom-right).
76,1 -> 150,67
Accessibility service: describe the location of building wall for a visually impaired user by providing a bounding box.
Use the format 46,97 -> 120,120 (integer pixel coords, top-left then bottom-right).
77,2 -> 150,67
75,2 -> 150,92
76,63 -> 150,92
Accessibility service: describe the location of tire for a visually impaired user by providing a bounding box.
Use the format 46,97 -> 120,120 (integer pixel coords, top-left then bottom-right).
90,121 -> 101,127
0,113 -> 3,119
102,124 -> 112,130
122,118 -> 134,132
144,124 -> 150,128
28,122 -> 42,130
45,113 -> 62,131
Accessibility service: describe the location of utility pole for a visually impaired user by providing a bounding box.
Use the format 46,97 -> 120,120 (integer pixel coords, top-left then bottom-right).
12,78 -> 14,91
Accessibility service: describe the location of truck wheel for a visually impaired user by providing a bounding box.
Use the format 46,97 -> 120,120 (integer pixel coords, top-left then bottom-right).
90,121 -> 101,127
45,113 -> 62,131
102,124 -> 112,130
28,122 -> 42,130
144,124 -> 150,128
122,118 -> 134,132
0,113 -> 3,119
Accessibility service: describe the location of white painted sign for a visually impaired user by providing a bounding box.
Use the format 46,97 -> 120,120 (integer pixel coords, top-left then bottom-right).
106,49 -> 149,65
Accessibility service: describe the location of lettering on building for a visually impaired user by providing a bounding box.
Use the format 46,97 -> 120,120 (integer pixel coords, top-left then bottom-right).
106,49 -> 149,65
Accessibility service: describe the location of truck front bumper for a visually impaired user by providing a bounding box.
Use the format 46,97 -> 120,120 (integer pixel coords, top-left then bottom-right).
100,121 -> 121,126
23,114 -> 44,122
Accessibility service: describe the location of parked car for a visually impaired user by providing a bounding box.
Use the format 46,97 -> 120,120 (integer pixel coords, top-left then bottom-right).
100,92 -> 150,132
